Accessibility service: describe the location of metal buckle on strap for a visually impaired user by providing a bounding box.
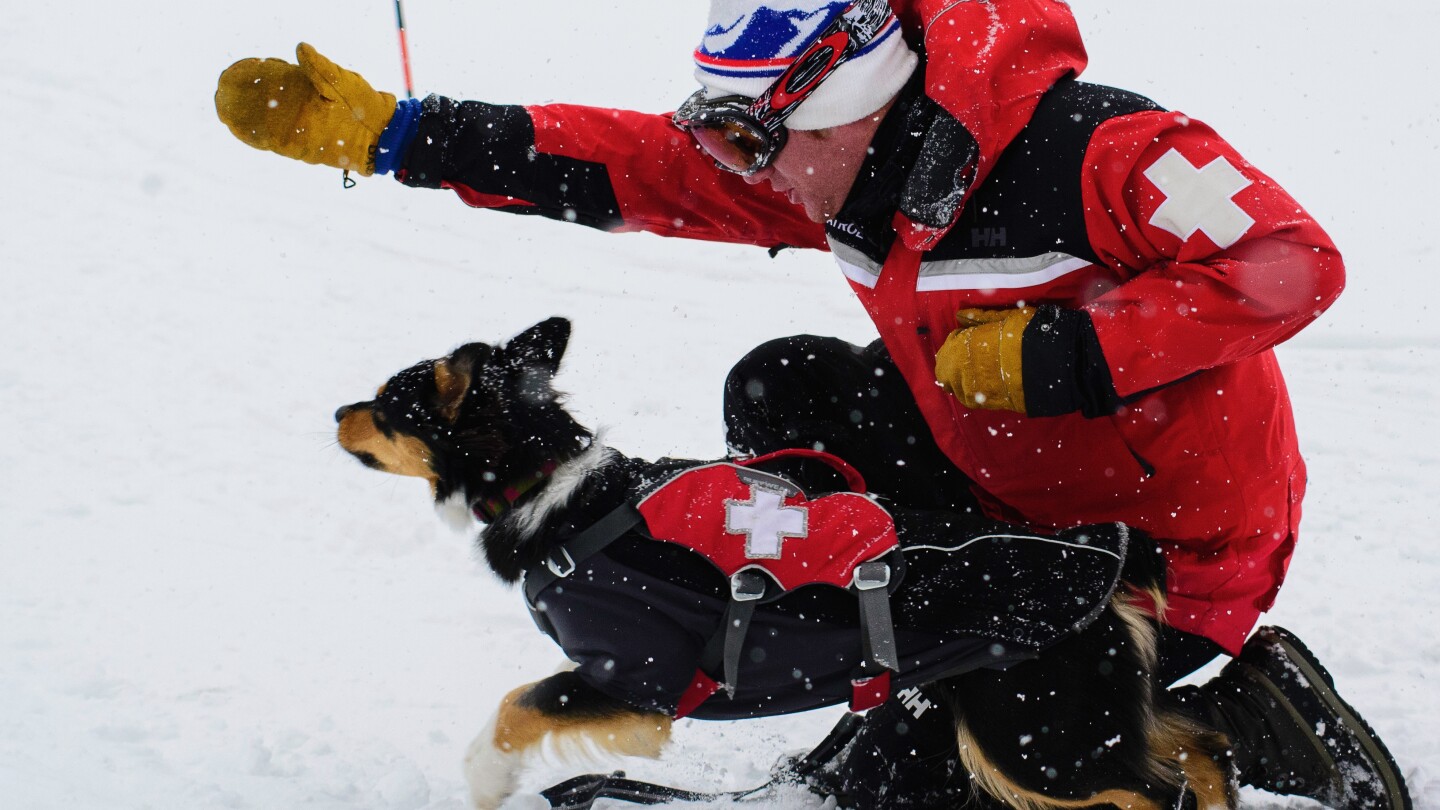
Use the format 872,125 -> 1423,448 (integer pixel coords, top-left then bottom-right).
730,571 -> 767,602
545,547 -> 577,579
852,561 -> 891,591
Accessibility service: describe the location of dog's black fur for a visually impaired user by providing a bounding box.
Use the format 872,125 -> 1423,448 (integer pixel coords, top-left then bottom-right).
335,318 -> 1236,810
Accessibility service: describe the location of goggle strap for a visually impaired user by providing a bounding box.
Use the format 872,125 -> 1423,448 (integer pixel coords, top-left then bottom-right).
746,0 -> 897,133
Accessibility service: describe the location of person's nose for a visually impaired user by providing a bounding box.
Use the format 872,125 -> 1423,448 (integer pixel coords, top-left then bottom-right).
743,167 -> 772,186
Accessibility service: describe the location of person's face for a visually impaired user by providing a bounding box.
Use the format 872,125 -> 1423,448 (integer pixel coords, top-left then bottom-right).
743,104 -> 891,223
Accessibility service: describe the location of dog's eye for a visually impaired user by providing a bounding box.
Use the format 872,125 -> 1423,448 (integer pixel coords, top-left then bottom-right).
371,412 -> 396,437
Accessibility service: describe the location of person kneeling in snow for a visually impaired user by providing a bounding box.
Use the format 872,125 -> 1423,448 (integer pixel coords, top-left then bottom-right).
215,1 -> 1410,807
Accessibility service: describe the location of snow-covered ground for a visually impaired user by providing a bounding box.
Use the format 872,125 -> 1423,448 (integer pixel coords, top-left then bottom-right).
2,2 -> 1437,808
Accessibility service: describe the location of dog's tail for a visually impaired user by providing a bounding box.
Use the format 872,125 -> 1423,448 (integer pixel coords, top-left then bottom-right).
1120,526 -> 1169,621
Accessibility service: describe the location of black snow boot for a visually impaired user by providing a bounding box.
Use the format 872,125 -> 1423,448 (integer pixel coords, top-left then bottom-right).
1170,626 -> 1411,809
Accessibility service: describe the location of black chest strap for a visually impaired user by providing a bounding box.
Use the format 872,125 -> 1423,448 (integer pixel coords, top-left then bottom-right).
522,502 -> 644,613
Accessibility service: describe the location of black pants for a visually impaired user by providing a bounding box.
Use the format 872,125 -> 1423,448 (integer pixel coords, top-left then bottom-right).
723,335 -> 980,514
723,335 -> 1226,808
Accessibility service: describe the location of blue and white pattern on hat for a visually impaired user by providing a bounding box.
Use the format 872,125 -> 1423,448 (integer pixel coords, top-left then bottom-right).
699,3 -> 847,72
691,0 -> 917,130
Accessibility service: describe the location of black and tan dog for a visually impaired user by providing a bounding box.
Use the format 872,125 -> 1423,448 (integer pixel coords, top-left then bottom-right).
335,318 -> 1235,810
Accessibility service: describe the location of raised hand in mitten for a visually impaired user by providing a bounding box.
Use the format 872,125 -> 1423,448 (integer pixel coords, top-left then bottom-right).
215,43 -> 396,174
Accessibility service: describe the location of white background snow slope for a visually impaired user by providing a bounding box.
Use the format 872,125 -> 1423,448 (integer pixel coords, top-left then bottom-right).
2,2 -> 1437,808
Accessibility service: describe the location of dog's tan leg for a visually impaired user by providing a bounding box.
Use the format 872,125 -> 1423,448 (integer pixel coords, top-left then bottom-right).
956,728 -> 1174,810
1147,711 -> 1237,810
464,703 -> 523,810
1178,753 -> 1235,810
464,671 -> 672,810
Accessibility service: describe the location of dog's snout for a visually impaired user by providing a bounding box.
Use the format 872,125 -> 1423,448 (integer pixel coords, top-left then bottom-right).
335,404 -> 355,424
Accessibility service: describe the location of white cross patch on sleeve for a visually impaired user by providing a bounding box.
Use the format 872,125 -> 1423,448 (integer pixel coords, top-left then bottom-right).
725,483 -> 808,559
1143,148 -> 1255,249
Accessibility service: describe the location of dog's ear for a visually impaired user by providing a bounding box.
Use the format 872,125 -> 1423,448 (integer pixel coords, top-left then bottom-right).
504,317 -> 570,378
435,343 -> 493,422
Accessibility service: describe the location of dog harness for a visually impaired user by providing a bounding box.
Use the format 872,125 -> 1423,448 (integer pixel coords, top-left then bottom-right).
523,449 -> 905,716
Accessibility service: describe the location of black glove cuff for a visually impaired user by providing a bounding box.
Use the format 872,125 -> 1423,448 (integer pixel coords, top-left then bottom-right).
1021,305 -> 1122,418
397,95 -> 624,231
399,95 -> 533,190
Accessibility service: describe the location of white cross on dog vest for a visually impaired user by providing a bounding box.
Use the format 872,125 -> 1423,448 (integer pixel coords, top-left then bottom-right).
725,483 -> 809,559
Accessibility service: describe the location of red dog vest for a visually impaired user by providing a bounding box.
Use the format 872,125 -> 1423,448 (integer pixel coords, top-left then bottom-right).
634,450 -> 902,716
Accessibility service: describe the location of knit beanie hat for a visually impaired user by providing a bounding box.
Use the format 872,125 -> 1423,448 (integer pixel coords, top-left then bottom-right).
693,0 -> 919,130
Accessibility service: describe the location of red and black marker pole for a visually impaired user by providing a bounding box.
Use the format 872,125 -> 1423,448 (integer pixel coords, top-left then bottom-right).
345,0 -> 415,188
394,0 -> 415,100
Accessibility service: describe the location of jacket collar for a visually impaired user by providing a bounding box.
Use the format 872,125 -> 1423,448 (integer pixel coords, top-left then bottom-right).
831,73 -> 932,234
829,65 -> 982,253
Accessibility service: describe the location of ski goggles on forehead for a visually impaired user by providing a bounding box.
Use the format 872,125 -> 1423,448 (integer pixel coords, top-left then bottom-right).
672,0 -> 896,176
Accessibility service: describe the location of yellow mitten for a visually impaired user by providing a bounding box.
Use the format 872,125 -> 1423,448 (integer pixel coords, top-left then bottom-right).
215,43 -> 396,174
934,307 -> 1036,412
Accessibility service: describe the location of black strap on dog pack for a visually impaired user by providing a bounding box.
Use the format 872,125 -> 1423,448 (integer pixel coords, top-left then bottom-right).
522,502 -> 644,614
692,558 -> 899,704
853,559 -> 898,672
694,569 -> 771,698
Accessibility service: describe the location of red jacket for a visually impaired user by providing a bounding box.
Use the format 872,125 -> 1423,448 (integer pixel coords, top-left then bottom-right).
396,1 -> 1342,653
